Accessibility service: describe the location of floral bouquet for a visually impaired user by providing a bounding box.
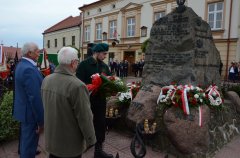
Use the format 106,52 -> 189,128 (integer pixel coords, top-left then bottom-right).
117,81 -> 141,106
157,84 -> 223,126
86,73 -> 127,97
157,84 -> 223,114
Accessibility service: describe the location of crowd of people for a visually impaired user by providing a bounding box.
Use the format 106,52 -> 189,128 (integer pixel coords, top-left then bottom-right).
11,41 -> 146,158
109,59 -> 145,78
13,42 -> 115,158
228,61 -> 240,82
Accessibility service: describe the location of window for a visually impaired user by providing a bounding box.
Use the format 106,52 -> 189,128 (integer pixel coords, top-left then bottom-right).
72,36 -> 75,46
112,4 -> 116,9
85,25 -> 90,41
98,8 -> 102,12
47,40 -> 50,48
154,12 -> 165,21
108,52 -> 115,62
141,26 -> 147,37
62,37 -> 65,46
96,23 -> 102,40
87,11 -> 90,16
208,2 -> 223,30
54,39 -> 57,47
109,20 -> 117,39
127,17 -> 135,37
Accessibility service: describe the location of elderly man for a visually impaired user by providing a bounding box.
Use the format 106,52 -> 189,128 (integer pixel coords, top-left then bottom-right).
41,47 -> 96,158
76,43 -> 113,158
13,42 -> 44,158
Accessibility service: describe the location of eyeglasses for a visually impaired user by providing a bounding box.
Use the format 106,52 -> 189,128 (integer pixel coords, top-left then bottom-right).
73,59 -> 79,64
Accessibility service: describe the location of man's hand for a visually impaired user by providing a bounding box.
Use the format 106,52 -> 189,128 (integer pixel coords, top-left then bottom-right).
84,144 -> 95,153
36,125 -> 44,134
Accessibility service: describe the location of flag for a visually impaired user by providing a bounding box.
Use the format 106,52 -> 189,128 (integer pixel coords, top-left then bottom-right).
113,30 -> 117,39
14,50 -> 19,65
0,45 -> 10,80
40,49 -> 50,77
0,45 -> 3,65
40,49 -> 49,69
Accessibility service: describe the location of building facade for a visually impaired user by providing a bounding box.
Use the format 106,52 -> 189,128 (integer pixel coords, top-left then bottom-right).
79,0 -> 240,78
43,16 -> 81,65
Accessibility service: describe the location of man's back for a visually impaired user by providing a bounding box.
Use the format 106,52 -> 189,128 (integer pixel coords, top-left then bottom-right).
41,65 -> 96,157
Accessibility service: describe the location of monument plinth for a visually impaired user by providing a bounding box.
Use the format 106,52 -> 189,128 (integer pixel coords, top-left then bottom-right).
127,3 -> 240,158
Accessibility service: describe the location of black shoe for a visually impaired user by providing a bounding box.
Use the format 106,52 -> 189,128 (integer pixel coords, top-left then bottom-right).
94,143 -> 113,158
18,150 -> 41,155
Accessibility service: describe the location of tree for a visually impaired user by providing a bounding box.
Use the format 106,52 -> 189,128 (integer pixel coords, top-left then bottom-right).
141,38 -> 150,53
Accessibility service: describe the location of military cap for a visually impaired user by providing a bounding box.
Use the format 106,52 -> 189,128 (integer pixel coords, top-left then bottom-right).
92,43 -> 109,53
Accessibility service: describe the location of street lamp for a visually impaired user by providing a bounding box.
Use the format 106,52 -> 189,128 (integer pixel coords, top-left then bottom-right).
102,32 -> 107,41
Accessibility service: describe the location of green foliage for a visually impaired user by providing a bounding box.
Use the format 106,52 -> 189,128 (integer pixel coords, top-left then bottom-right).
0,91 -> 19,142
221,83 -> 240,97
141,38 -> 150,52
228,86 -> 240,96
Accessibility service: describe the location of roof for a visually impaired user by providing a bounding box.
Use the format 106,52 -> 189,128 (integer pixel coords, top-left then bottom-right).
2,46 -> 21,59
78,0 -> 106,11
43,15 -> 81,34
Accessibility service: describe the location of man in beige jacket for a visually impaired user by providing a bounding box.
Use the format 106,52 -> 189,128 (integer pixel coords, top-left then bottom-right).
41,47 -> 96,158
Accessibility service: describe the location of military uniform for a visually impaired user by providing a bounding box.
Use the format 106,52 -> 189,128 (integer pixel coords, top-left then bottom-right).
76,51 -> 113,158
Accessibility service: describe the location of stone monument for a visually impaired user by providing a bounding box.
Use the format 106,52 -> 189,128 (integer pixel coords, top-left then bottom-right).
127,1 -> 240,157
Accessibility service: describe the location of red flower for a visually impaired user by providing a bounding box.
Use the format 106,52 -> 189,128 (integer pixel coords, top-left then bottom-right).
108,76 -> 115,81
191,99 -> 197,105
177,90 -> 182,95
163,89 -> 168,94
132,81 -> 135,84
87,74 -> 102,95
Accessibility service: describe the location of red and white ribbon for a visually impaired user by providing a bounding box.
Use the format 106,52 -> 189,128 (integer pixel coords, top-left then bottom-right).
181,86 -> 190,115
206,85 -> 222,106
199,106 -> 202,127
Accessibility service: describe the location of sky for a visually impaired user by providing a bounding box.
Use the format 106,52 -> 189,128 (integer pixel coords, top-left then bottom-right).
0,0 -> 98,48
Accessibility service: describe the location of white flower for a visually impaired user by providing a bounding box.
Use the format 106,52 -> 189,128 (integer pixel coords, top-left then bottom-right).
200,99 -> 203,103
169,85 -> 174,89
196,87 -> 201,91
202,93 -> 206,97
194,94 -> 199,99
177,85 -> 182,89
190,85 -> 194,90
167,89 -> 172,94
212,92 -> 217,97
160,95 -> 166,99
186,87 -> 190,92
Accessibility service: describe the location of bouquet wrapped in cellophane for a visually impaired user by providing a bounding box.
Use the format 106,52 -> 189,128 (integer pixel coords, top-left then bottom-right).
86,73 -> 127,97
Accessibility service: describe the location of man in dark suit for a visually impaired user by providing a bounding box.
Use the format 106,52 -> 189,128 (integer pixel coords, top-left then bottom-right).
13,42 -> 44,158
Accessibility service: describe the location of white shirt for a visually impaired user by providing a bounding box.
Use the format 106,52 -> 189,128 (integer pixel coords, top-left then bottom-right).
22,57 -> 37,67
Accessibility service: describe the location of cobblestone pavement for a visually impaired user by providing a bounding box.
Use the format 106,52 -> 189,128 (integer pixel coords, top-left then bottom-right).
0,130 -> 167,158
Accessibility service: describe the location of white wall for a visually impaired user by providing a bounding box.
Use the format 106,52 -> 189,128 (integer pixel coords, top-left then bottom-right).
44,27 -> 80,54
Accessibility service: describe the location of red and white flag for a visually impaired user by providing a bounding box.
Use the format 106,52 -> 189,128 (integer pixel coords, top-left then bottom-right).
113,30 -> 117,39
0,45 -> 3,65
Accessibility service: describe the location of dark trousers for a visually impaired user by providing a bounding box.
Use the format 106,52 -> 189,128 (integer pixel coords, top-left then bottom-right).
90,97 -> 106,144
20,123 -> 39,158
49,154 -> 81,158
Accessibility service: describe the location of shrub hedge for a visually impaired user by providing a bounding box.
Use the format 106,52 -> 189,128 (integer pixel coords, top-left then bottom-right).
0,91 -> 19,142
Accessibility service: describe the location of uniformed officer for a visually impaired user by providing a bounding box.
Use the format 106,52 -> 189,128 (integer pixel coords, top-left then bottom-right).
76,43 -> 113,158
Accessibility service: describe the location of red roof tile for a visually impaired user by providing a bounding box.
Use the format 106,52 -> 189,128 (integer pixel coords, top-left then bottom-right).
2,46 -> 21,60
43,15 -> 81,34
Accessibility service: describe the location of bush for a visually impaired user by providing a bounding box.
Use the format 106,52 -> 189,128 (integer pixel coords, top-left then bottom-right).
221,83 -> 240,97
0,91 -> 19,142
